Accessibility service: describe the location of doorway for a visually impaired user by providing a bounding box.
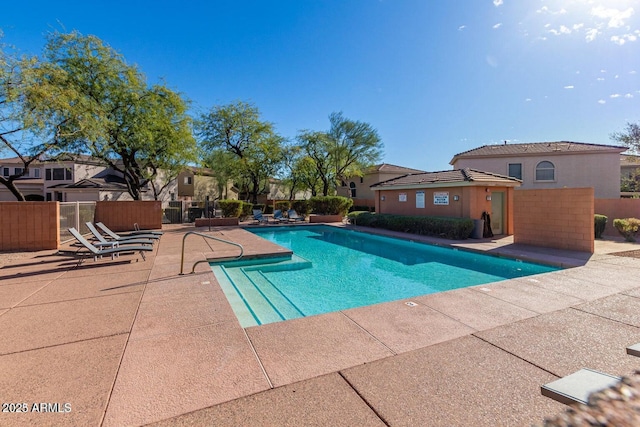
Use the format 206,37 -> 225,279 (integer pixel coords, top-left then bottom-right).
491,191 -> 504,235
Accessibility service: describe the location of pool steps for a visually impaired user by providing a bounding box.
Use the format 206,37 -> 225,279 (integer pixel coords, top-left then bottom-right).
212,255 -> 312,327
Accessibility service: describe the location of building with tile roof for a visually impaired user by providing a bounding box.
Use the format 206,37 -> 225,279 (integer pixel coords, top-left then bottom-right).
371,168 -> 521,235
449,141 -> 627,198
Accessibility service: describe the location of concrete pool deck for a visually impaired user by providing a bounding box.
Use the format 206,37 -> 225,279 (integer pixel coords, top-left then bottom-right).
1,223 -> 639,426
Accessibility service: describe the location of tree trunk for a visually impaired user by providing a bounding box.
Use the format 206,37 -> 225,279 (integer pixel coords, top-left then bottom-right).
0,178 -> 26,201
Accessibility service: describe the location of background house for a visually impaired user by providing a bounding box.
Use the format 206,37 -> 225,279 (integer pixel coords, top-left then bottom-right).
371,169 -> 521,235
449,141 -> 627,198
620,154 -> 640,197
337,163 -> 426,209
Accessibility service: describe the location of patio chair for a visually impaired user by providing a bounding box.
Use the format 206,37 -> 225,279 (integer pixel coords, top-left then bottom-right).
68,227 -> 153,262
133,222 -> 164,235
96,222 -> 161,241
626,343 -> 640,357
287,209 -> 305,222
541,368 -> 621,406
253,209 -> 269,224
272,209 -> 284,223
86,222 -> 155,247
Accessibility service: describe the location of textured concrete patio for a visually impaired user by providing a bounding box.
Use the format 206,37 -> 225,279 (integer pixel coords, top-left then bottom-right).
1,224 -> 639,426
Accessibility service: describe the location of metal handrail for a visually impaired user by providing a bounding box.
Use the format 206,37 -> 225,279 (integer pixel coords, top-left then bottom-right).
180,231 -> 244,275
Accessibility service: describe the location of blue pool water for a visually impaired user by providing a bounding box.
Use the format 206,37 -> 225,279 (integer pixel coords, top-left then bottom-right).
211,226 -> 559,327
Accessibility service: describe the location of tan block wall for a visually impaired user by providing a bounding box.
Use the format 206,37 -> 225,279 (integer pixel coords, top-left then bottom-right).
0,202 -> 60,251
94,201 -> 162,232
594,198 -> 640,236
514,188 -> 594,253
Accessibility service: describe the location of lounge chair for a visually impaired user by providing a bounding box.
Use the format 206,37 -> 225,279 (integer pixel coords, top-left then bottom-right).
133,222 -> 164,235
96,222 -> 161,241
287,209 -> 305,222
627,343 -> 640,357
86,222 -> 155,246
272,209 -> 284,223
253,209 -> 269,224
68,227 -> 153,262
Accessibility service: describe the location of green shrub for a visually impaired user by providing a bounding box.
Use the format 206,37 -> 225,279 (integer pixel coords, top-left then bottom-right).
275,201 -> 290,212
217,199 -> 243,217
309,196 -> 353,216
291,199 -> 310,215
594,214 -> 607,239
346,212 -> 474,240
613,218 -> 640,242
240,202 -> 253,220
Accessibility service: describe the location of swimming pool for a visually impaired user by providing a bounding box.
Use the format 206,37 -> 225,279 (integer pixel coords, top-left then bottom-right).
211,225 -> 559,327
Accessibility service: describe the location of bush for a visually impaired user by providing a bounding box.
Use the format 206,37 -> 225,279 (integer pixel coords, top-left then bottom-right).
346,212 -> 474,240
275,201 -> 290,212
594,214 -> 607,239
351,205 -> 375,212
291,199 -> 310,216
217,199 -> 243,218
613,218 -> 640,242
241,202 -> 254,220
309,196 -> 353,216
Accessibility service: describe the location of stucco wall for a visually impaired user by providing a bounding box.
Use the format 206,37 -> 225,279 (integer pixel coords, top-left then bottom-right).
454,152 -> 621,198
0,202 -> 60,251
94,201 -> 162,231
513,188 -> 594,253
594,198 -> 640,237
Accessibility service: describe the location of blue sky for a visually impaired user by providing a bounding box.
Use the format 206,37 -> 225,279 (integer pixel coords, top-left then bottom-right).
1,0 -> 638,171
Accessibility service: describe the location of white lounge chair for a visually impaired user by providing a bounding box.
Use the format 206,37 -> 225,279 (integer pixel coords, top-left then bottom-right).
86,222 -> 155,246
541,368 -> 621,406
96,222 -> 161,241
68,227 -> 153,262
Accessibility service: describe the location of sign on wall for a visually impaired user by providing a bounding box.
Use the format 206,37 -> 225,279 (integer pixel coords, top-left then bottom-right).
416,191 -> 425,208
433,191 -> 449,205
399,193 -> 407,202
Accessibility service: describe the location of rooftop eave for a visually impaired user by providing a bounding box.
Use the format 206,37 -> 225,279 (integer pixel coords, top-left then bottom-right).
372,181 -> 520,191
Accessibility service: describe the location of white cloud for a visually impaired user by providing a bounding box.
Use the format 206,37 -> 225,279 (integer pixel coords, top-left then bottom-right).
625,93 -> 634,98
549,25 -> 572,36
590,6 -> 634,28
573,23 -> 584,31
598,99 -> 606,104
610,93 -> 621,98
493,23 -> 503,29
493,0 -> 503,6
597,77 -> 605,81
525,98 -> 532,102
458,25 -> 466,31
631,70 -> 637,75
585,28 -> 599,42
564,85 -> 574,89
611,34 -> 638,45
537,6 -> 567,15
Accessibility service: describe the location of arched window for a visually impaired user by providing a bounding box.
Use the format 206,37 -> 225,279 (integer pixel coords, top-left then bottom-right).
535,161 -> 555,181
349,182 -> 357,198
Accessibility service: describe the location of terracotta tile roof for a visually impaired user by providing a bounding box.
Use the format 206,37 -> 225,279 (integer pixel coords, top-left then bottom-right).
366,163 -> 427,174
451,141 -> 627,162
371,168 -> 521,188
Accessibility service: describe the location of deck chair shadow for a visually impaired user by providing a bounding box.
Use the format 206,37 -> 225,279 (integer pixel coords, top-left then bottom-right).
68,227 -> 153,263
287,209 -> 305,222
86,222 -> 155,246
253,209 -> 269,224
96,222 -> 161,241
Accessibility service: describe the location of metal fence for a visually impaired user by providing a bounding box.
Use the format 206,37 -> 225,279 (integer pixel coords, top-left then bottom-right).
59,201 -> 96,242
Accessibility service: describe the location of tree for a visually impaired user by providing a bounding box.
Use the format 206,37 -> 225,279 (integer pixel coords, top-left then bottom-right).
612,122 -> 640,153
43,31 -> 196,200
328,112 -> 383,188
296,112 -> 383,196
197,101 -> 285,204
297,130 -> 334,196
0,34 -> 79,200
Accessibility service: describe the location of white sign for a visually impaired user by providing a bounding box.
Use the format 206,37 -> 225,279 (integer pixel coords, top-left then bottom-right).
399,193 -> 407,202
433,191 -> 449,205
416,191 -> 425,208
